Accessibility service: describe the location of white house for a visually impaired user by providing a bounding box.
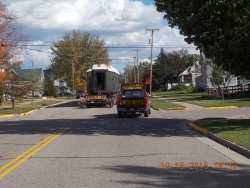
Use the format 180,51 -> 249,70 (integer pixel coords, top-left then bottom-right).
53,79 -> 71,96
179,61 -> 201,87
180,60 -> 245,91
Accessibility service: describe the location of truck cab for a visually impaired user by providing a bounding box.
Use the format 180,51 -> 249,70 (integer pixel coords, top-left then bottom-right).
116,83 -> 151,118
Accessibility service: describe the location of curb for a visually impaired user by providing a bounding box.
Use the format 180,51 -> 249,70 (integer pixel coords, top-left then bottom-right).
150,105 -> 189,111
0,114 -> 16,118
151,105 -> 160,110
206,106 -> 239,110
187,121 -> 250,159
19,110 -> 36,116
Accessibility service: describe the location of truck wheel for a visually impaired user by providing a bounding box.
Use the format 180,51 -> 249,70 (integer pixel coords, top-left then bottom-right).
118,112 -> 122,118
144,111 -> 149,117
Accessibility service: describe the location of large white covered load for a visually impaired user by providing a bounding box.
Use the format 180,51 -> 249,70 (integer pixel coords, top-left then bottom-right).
87,64 -> 120,75
87,64 -> 124,95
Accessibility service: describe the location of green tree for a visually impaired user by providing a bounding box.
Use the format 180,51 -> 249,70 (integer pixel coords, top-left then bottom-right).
209,63 -> 233,95
155,0 -> 250,78
50,30 -> 109,89
43,77 -> 57,97
152,49 -> 195,91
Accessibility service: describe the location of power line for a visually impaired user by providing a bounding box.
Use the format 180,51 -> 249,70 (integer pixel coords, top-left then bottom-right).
18,46 -> 134,61
12,44 -> 196,49
3,39 -> 196,49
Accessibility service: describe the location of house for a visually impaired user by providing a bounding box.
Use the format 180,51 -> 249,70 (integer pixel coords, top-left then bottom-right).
18,68 -> 45,96
179,61 -> 201,87
53,79 -> 71,96
43,69 -> 72,96
180,60 -> 246,91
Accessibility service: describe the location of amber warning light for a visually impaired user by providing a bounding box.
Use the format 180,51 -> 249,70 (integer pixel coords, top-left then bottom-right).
122,83 -> 144,90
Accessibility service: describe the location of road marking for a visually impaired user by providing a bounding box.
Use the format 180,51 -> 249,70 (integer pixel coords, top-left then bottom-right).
0,128 -> 68,181
0,128 -> 63,173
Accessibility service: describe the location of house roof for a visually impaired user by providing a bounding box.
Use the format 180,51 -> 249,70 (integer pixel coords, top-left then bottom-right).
179,61 -> 201,76
18,68 -> 44,82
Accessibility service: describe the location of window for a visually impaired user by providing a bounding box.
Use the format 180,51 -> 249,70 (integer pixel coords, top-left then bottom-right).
122,89 -> 145,98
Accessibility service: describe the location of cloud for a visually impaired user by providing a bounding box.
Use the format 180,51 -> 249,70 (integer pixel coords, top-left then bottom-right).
5,0 -> 197,71
7,0 -> 162,33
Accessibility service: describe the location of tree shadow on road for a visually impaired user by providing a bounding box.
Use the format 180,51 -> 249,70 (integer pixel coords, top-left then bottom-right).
93,164 -> 250,188
0,114 -> 193,137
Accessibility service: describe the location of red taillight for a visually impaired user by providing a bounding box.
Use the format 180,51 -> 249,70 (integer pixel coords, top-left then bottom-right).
116,96 -> 121,107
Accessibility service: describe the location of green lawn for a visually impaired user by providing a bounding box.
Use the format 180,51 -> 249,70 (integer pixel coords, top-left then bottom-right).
150,97 -> 185,110
0,100 -> 63,115
197,119 -> 250,150
153,91 -> 250,107
182,97 -> 250,107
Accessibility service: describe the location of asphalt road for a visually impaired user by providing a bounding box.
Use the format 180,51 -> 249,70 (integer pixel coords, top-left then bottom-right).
0,101 -> 249,188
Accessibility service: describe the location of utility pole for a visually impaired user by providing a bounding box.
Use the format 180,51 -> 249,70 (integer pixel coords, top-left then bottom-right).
146,29 -> 159,95
72,60 -> 75,92
133,56 -> 137,83
133,49 -> 141,83
31,60 -> 34,104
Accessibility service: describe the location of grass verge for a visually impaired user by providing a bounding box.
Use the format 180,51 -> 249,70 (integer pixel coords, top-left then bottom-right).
153,91 -> 250,107
196,118 -> 250,150
0,100 -> 63,115
182,97 -> 250,107
150,97 -> 185,110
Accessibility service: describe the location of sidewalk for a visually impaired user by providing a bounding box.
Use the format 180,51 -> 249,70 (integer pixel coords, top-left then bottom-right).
167,100 -> 206,110
152,95 -> 205,110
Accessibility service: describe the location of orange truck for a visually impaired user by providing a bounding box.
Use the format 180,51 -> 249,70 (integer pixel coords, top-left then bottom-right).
116,83 -> 151,118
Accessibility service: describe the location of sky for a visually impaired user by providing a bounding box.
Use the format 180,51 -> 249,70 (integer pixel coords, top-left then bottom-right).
5,0 -> 197,72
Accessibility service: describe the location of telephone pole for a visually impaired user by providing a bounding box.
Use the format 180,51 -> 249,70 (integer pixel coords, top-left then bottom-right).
72,60 -> 75,92
146,29 -> 159,95
133,49 -> 141,83
133,56 -> 137,83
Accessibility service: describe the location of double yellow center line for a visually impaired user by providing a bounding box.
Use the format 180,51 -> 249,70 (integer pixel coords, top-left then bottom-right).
0,127 -> 68,181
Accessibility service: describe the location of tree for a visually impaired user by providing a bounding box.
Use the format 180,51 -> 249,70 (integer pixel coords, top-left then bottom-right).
155,0 -> 250,79
50,31 -> 109,89
123,64 -> 136,83
43,77 -> 57,97
138,61 -> 151,83
152,48 -> 196,91
123,61 -> 150,83
0,3 -> 23,104
209,63 -> 233,96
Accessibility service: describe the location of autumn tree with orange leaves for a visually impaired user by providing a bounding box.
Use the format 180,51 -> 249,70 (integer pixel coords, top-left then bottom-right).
0,3 -> 23,104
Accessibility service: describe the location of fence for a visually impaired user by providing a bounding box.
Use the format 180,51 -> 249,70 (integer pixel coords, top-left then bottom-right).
207,84 -> 250,96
